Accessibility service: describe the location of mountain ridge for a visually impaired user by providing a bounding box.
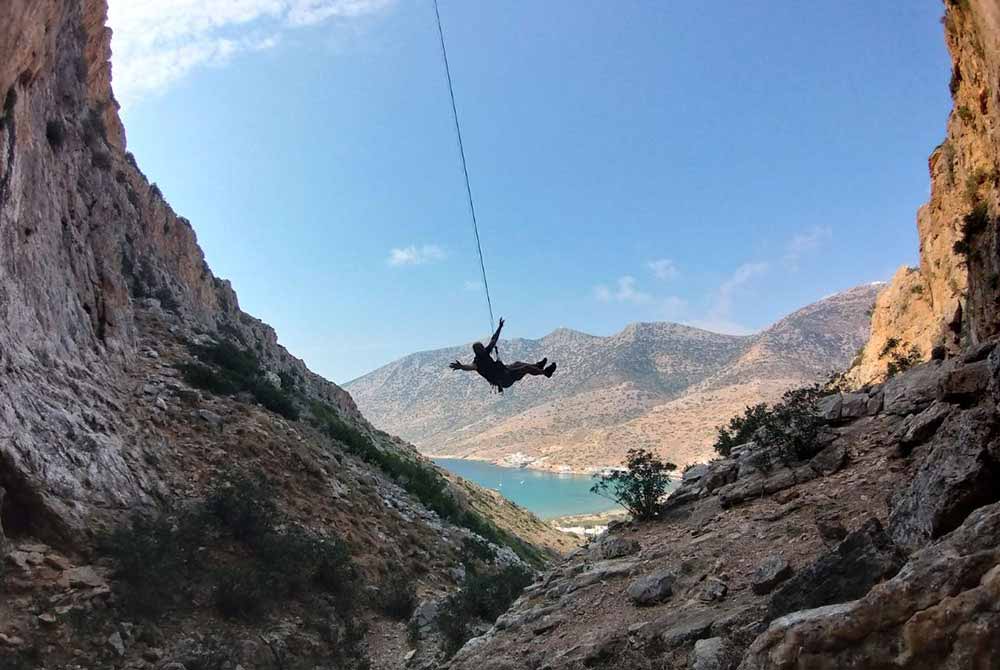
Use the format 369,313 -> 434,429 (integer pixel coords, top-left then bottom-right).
346,284 -> 879,471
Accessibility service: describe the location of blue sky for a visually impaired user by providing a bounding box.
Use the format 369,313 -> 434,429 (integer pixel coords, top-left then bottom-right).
108,0 -> 952,383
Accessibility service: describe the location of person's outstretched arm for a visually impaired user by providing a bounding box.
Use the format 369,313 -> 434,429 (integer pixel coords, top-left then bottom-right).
485,317 -> 505,355
450,360 -> 476,372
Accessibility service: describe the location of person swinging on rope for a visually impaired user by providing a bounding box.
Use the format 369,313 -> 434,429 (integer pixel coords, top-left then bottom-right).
449,318 -> 557,393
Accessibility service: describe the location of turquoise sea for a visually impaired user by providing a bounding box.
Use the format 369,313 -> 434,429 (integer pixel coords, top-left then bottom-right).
434,458 -> 621,520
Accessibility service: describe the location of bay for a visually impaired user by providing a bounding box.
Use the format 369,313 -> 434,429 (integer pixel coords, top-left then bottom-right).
434,458 -> 621,520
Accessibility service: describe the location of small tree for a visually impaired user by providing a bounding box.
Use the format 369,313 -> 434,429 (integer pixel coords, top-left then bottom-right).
591,449 -> 676,521
713,403 -> 769,457
757,385 -> 824,465
880,337 -> 921,379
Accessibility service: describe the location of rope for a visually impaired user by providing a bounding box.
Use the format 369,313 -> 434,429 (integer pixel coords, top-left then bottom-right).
433,0 -> 496,334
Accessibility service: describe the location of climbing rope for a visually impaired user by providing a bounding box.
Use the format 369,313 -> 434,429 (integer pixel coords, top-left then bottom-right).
433,0 -> 496,334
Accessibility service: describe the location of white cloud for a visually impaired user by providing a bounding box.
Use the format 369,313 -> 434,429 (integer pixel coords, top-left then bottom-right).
686,262 -> 768,335
594,276 -> 651,305
107,0 -> 394,105
647,258 -> 679,280
387,244 -> 446,267
784,225 -> 832,270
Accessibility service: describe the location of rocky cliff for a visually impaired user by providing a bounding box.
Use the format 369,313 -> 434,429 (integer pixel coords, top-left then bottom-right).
347,286 -> 878,472
851,0 -> 1000,384
0,2 -> 572,667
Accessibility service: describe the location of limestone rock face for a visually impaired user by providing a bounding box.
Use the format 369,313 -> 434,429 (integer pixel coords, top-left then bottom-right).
888,407 -> 1000,552
851,0 -> 1000,384
0,0 -> 372,543
765,518 -> 904,622
739,502 -> 1000,670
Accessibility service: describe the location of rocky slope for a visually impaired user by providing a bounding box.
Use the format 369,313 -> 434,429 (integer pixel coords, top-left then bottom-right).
851,0 -> 1000,384
0,1 -> 572,667
346,285 -> 879,472
444,332 -> 1000,670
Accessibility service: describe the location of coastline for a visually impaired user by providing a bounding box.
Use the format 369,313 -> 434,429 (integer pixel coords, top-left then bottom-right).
427,452 -> 616,477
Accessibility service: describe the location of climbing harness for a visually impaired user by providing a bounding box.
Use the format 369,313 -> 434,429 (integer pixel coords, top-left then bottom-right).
433,0 -> 497,339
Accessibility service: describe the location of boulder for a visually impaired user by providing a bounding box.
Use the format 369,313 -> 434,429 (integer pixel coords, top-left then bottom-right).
719,466 -> 817,508
107,631 -> 126,657
739,502 -> 1000,670
591,535 -> 640,560
961,340 -> 996,364
882,362 -> 945,416
839,393 -> 871,419
750,556 -> 792,595
661,612 -> 716,648
809,442 -> 847,476
262,370 -> 282,389
683,464 -> 710,482
58,565 -> 108,589
766,518 -> 904,621
408,600 -> 440,641
814,512 -> 847,545
697,577 -> 728,603
570,559 -> 639,592
703,460 -> 738,492
937,359 -> 992,402
816,394 -> 842,422
865,390 -> 884,415
688,637 -> 737,670
627,571 -> 675,605
889,408 -> 1000,552
667,485 -> 705,508
896,401 -> 951,453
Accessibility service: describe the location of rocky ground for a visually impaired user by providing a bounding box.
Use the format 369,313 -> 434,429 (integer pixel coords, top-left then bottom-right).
0,303 -> 575,670
443,341 -> 1000,669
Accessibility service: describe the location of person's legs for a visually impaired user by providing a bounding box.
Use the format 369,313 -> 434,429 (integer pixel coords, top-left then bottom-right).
508,362 -> 546,375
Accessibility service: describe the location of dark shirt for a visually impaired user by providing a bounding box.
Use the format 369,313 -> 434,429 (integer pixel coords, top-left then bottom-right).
474,351 -> 510,388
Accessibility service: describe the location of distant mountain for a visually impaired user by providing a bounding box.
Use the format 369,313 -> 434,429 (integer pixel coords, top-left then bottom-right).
345,285 -> 880,471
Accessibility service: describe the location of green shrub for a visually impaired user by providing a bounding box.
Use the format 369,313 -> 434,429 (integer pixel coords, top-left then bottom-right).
179,362 -> 241,395
180,339 -> 299,420
251,380 -> 300,420
204,470 -> 278,544
438,563 -> 534,656
379,571 -> 417,621
591,448 -> 676,521
713,386 -> 827,471
100,469 -> 356,622
98,509 -> 207,618
879,337 -> 922,378
213,567 -> 266,620
713,403 -> 768,457
957,105 -> 974,122
460,536 -> 496,566
954,202 -> 992,258
754,386 -> 825,465
310,402 -> 543,565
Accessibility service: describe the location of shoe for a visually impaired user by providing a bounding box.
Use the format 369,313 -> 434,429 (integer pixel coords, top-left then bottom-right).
544,363 -> 557,378
536,358 -> 548,369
